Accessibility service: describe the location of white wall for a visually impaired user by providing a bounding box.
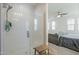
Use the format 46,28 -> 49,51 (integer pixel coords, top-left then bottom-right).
48,4 -> 79,34
30,4 -> 47,54
1,4 -> 6,54
48,16 -> 79,34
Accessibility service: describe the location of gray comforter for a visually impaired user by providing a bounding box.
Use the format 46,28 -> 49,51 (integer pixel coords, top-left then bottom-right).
59,36 -> 79,52
48,34 -> 79,52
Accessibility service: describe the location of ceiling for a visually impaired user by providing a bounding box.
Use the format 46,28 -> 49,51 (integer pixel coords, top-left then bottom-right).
48,3 -> 79,18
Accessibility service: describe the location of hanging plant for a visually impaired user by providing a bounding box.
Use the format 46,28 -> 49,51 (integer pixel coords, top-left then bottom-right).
5,20 -> 12,32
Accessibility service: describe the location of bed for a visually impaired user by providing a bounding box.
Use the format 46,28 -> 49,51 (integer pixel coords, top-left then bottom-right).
48,33 -> 79,52
59,34 -> 79,52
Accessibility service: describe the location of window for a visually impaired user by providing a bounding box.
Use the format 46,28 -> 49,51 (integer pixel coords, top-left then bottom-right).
67,19 -> 75,31
52,21 -> 55,30
34,18 -> 38,31
77,19 -> 79,31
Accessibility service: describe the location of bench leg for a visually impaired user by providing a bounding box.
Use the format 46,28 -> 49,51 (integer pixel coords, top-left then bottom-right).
48,48 -> 49,55
34,49 -> 36,55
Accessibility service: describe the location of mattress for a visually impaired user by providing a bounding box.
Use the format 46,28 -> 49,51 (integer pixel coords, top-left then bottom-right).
61,34 -> 79,39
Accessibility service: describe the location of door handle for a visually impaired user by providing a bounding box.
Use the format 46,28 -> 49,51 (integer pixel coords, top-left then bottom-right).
27,31 -> 29,38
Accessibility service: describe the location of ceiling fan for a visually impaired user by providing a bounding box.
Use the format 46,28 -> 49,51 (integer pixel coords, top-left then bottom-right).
57,11 -> 67,17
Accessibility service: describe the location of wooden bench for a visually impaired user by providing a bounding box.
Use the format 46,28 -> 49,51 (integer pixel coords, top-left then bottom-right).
33,44 -> 49,55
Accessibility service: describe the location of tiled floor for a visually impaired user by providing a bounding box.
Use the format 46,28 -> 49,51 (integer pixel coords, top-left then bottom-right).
48,43 -> 79,55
